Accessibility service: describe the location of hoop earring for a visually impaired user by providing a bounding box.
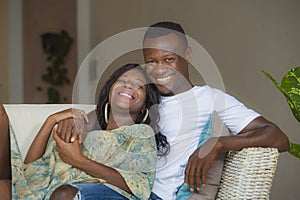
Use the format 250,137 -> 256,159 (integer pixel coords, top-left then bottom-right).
141,108 -> 149,123
104,103 -> 109,124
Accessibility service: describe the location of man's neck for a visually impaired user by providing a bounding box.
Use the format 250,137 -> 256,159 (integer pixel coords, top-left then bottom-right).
161,80 -> 193,97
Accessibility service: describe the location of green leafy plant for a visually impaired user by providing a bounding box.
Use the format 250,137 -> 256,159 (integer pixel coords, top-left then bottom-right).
262,67 -> 300,159
37,30 -> 73,103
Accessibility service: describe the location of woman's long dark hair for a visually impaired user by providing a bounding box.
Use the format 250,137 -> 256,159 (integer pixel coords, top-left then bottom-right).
96,63 -> 169,156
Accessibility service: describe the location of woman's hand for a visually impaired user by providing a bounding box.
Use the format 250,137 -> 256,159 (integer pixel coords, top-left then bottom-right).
53,128 -> 85,167
24,108 -> 88,164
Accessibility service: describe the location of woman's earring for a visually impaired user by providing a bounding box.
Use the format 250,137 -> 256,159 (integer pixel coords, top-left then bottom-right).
104,103 -> 109,124
141,108 -> 149,123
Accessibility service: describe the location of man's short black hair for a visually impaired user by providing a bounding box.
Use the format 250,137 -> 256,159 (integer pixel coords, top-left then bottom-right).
143,21 -> 188,48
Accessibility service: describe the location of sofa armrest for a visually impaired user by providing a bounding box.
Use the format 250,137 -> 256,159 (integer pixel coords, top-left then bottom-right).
216,147 -> 279,199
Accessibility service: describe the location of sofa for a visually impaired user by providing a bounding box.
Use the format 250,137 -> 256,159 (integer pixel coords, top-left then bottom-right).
3,104 -> 279,199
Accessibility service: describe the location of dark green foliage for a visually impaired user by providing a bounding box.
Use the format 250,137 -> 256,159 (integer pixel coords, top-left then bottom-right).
38,30 -> 73,103
289,142 -> 300,159
262,67 -> 300,159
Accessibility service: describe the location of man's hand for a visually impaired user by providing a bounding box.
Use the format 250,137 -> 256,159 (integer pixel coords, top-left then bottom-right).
184,137 -> 222,192
56,108 -> 89,143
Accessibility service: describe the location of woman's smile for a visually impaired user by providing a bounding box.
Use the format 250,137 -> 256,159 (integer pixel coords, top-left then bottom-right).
118,91 -> 134,100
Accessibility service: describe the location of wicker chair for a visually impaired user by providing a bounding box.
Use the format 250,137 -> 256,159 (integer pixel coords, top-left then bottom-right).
216,147 -> 279,199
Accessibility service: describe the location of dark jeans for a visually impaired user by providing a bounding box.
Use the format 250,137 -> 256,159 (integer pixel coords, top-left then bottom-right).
71,183 -> 163,200
149,192 -> 163,200
71,183 -> 127,199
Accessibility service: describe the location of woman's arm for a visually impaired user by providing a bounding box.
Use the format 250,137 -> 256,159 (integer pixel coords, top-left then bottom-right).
24,115 -> 56,164
24,109 -> 78,164
76,157 -> 132,193
53,129 -> 131,193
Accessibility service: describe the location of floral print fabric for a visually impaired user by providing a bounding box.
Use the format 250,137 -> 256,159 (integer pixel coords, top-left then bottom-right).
10,123 -> 157,200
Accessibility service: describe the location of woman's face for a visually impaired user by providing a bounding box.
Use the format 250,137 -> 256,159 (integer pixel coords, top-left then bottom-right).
109,69 -> 147,116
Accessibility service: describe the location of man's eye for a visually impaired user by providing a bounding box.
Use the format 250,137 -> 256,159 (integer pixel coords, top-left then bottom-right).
165,57 -> 175,62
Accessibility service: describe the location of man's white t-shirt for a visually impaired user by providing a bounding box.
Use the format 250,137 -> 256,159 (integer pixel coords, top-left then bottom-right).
152,86 -> 260,200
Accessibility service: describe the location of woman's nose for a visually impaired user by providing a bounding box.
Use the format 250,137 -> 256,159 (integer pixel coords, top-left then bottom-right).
123,81 -> 133,89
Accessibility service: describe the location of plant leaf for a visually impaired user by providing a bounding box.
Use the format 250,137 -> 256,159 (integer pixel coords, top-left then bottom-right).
261,70 -> 295,107
281,67 -> 300,122
289,142 -> 300,159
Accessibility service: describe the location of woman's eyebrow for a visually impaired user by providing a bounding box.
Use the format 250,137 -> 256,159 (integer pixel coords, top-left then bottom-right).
135,78 -> 146,84
120,75 -> 146,84
119,75 -> 127,78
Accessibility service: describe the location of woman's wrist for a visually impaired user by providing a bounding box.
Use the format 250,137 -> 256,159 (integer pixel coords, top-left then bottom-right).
72,154 -> 89,168
47,114 -> 58,126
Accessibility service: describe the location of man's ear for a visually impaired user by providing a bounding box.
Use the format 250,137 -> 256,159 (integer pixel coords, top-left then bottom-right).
185,47 -> 192,63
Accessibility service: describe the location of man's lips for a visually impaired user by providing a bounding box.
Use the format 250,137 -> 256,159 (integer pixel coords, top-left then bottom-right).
155,75 -> 173,85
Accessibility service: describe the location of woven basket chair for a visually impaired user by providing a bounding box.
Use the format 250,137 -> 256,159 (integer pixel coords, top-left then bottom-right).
216,147 -> 279,200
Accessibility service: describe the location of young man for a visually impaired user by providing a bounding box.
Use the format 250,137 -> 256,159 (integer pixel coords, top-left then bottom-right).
140,21 -> 289,199
56,21 -> 289,199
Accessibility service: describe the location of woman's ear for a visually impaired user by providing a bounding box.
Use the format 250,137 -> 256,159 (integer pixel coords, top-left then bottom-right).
141,105 -> 147,113
141,106 -> 149,123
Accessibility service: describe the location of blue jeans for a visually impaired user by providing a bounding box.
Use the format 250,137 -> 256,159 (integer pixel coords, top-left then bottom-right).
71,183 -> 162,200
149,192 -> 163,200
71,183 -> 127,200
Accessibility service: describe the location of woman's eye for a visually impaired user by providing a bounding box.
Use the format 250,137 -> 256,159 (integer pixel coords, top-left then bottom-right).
117,79 -> 126,83
146,60 -> 156,65
135,84 -> 143,89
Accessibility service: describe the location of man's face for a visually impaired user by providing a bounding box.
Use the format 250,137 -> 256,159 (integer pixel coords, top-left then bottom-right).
143,33 -> 191,96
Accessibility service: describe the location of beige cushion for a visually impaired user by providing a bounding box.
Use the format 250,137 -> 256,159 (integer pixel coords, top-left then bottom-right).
189,112 -> 230,200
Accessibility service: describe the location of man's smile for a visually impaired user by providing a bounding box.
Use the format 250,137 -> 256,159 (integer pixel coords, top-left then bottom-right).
154,74 -> 174,85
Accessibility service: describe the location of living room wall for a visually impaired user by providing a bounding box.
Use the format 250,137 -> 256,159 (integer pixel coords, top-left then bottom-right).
22,0 -> 77,103
0,0 -> 9,103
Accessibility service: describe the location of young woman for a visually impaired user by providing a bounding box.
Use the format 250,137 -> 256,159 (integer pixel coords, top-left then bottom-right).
0,63 -> 169,200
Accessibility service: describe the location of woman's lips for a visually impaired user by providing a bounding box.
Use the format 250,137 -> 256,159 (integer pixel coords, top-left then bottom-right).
118,92 -> 133,100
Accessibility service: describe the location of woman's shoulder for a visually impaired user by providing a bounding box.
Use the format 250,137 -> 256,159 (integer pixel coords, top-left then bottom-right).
117,124 -> 155,138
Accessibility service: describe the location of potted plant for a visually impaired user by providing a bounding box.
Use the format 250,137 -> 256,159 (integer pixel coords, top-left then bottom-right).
37,30 -> 73,103
262,67 -> 300,159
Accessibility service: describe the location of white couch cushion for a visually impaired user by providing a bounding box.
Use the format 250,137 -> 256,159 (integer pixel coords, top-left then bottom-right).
3,104 -> 95,160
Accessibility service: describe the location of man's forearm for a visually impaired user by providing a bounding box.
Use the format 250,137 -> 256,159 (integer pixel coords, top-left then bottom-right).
218,118 -> 289,152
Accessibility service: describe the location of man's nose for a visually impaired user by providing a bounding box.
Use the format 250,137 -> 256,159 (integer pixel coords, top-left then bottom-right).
153,63 -> 168,75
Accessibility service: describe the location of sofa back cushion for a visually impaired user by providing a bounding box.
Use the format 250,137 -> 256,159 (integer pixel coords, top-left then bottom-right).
3,104 -> 95,160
